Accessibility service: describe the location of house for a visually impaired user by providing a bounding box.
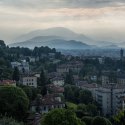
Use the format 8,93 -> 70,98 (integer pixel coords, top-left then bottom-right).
102,72 -> 125,85
95,83 -> 125,116
11,60 -> 30,74
48,53 -> 55,60
47,84 -> 64,95
11,61 -> 21,68
29,57 -> 36,63
57,61 -> 83,74
0,80 -> 16,86
76,81 -> 98,99
20,75 -> 37,88
51,77 -> 64,86
31,94 -> 65,114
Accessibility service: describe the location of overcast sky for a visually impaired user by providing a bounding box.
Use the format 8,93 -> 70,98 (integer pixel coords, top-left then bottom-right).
0,0 -> 125,43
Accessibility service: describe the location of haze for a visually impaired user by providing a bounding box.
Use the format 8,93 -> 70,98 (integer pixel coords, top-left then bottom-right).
0,0 -> 125,44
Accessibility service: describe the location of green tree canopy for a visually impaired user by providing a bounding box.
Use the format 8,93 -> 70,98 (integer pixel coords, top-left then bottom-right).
113,110 -> 125,125
0,86 -> 29,121
42,109 -> 85,125
65,69 -> 74,85
39,68 -> 46,86
79,90 -> 93,104
82,116 -> 93,125
12,67 -> 20,82
92,116 -> 112,125
0,40 -> 6,47
0,117 -> 23,125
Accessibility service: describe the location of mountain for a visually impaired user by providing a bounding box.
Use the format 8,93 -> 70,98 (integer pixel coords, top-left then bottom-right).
95,41 -> 114,47
10,36 -> 94,50
11,27 -> 121,49
118,42 -> 125,48
13,27 -> 94,45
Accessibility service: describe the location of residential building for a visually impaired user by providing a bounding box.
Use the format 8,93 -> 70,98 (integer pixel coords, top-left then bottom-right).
77,81 -> 98,99
51,77 -> 64,86
0,80 -> 16,86
57,61 -> 83,74
11,60 -> 30,74
95,83 -> 125,116
47,84 -> 64,96
31,94 -> 65,114
20,76 -> 37,88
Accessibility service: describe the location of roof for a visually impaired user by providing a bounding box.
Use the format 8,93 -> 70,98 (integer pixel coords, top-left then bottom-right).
80,83 -> 98,88
31,94 -> 65,106
0,80 -> 16,85
47,84 -> 64,93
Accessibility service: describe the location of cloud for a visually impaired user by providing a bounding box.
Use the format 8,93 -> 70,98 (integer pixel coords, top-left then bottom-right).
0,0 -> 125,43
0,0 -> 125,9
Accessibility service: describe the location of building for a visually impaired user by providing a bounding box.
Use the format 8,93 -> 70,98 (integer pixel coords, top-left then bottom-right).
57,61 -> 83,74
11,60 -> 30,74
20,76 -> 37,88
102,72 -> 125,85
77,82 -> 98,99
120,48 -> 124,60
95,83 -> 125,116
51,77 -> 64,86
77,80 -> 125,116
47,84 -> 64,96
0,80 -> 16,86
31,94 -> 65,114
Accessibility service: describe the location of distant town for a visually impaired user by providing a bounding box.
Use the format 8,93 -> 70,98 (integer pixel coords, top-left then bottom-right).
0,39 -> 125,125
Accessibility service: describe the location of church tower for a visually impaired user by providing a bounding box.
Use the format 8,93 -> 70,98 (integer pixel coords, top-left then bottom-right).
120,48 -> 124,60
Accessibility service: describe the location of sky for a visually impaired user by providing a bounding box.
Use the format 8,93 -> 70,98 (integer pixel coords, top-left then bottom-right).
0,0 -> 125,44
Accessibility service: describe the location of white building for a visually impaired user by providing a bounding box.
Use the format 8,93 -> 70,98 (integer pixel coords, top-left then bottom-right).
20,76 -> 37,88
51,77 -> 64,86
11,60 -> 30,74
95,84 -> 125,116
77,82 -> 125,116
31,94 -> 65,114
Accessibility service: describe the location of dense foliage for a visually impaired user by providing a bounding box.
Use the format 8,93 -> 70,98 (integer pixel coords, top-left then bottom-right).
0,117 -> 23,125
64,85 -> 93,104
92,116 -> 112,125
42,109 -> 85,125
113,110 -> 125,125
0,86 -> 29,121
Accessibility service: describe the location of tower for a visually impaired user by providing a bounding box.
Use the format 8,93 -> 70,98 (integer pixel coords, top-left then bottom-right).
120,48 -> 124,60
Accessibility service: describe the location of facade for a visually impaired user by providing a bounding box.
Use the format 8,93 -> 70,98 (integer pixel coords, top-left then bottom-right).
20,76 -> 37,88
11,60 -> 30,73
95,84 -> 125,116
31,94 -> 65,114
51,77 -> 64,86
57,61 -> 83,74
0,80 -> 16,86
102,73 -> 125,85
77,82 -> 98,99
77,81 -> 125,116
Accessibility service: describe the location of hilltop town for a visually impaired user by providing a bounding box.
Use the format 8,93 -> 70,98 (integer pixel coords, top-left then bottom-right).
0,40 -> 125,125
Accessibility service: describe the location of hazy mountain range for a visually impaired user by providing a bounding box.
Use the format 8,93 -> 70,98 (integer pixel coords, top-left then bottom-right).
9,27 -> 124,49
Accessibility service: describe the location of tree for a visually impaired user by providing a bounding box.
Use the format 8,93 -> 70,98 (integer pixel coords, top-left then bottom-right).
0,117 -> 23,125
92,116 -> 112,125
12,67 -> 20,82
39,69 -> 46,86
0,40 -> 6,47
42,109 -> 85,125
82,116 -> 93,125
65,69 -> 74,85
113,110 -> 125,125
0,86 -> 29,121
79,90 -> 93,104
86,104 -> 98,116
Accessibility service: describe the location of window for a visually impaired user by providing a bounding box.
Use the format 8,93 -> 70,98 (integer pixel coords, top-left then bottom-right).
44,106 -> 46,110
